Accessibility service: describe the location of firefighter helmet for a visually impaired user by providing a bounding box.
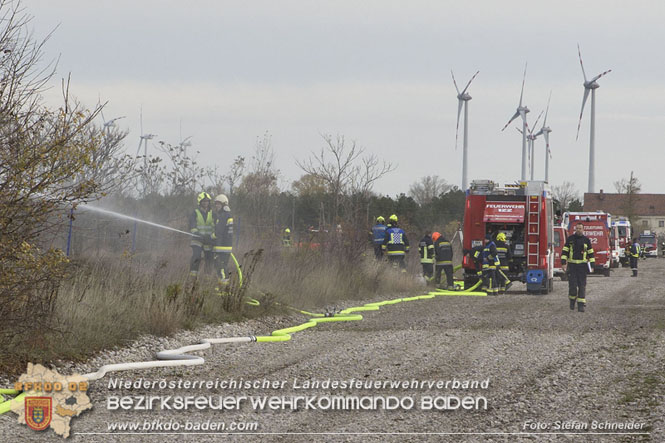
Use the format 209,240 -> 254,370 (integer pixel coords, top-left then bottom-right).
432,231 -> 441,242
285,228 -> 291,233
197,192 -> 212,204
376,216 -> 385,223
496,232 -> 506,242
215,194 -> 229,205
389,214 -> 398,223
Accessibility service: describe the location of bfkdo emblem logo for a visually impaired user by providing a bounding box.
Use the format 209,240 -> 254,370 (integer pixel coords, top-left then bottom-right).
25,397 -> 52,431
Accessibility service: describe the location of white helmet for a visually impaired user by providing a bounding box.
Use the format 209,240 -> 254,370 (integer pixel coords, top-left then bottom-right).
215,194 -> 229,205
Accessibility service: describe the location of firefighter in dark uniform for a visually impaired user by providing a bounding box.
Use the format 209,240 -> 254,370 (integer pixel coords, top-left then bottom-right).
213,194 -> 234,283
433,231 -> 454,289
495,232 -> 512,293
418,232 -> 435,281
629,237 -> 640,277
382,214 -> 409,271
371,216 -> 388,259
189,192 -> 215,277
481,233 -> 500,295
561,222 -> 595,312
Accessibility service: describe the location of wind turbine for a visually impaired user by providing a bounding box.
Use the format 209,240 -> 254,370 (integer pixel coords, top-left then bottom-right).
534,92 -> 552,182
452,69 -> 479,191
136,107 -> 156,170
515,110 -> 542,181
501,64 -> 530,181
576,44 -> 611,193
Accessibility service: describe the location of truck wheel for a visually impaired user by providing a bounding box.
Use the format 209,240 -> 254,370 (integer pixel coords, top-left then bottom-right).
560,273 -> 568,281
603,268 -> 611,277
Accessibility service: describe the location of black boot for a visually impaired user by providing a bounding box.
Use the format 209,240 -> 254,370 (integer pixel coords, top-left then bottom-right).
578,303 -> 585,313
632,270 -> 638,277
569,298 -> 576,310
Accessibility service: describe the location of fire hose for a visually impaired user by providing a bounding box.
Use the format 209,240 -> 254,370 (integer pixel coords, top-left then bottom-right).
0,257 -> 484,415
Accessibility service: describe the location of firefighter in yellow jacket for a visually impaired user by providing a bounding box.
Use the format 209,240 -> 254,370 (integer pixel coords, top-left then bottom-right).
561,222 -> 595,312
189,192 -> 215,276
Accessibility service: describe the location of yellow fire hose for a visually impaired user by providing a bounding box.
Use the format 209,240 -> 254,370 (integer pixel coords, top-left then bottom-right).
0,258 -> 486,415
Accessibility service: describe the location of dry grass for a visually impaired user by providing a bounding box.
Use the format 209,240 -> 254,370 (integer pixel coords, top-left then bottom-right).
0,240 -> 423,374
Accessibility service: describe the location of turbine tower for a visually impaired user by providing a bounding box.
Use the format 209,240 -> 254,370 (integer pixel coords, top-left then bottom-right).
137,108 -> 156,171
452,69 -> 479,191
501,64 -> 530,181
576,44 -> 611,193
535,92 -> 553,183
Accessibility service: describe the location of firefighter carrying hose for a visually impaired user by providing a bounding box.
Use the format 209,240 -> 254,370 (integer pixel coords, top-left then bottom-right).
481,233 -> 500,295
432,231 -> 454,289
418,232 -> 434,281
382,214 -> 409,271
189,192 -> 215,277
495,232 -> 513,293
213,194 -> 233,283
561,222 -> 595,312
629,237 -> 640,277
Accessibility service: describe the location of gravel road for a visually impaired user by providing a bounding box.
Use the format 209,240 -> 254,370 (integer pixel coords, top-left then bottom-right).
2,259 -> 664,442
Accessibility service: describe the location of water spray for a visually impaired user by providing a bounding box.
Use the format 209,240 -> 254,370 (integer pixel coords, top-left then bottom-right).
77,205 -> 198,237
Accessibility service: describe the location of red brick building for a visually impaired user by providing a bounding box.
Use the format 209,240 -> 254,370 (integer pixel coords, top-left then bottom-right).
583,190 -> 665,236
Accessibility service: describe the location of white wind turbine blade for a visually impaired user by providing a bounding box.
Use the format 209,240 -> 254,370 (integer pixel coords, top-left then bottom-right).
455,98 -> 463,150
518,63 -> 527,107
502,111 -> 520,131
543,91 -> 552,126
529,110 -> 544,136
590,69 -> 612,83
451,70 -> 461,94
460,70 -> 480,95
452,71 -> 461,149
577,43 -> 588,82
575,88 -> 591,140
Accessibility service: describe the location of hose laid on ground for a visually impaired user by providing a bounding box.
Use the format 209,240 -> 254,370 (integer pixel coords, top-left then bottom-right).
0,260 -> 486,414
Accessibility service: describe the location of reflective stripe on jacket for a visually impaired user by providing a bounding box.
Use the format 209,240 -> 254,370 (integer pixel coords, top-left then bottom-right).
561,233 -> 595,265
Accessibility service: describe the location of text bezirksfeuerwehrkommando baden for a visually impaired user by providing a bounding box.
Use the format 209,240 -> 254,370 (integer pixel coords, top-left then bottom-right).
107,377 -> 490,391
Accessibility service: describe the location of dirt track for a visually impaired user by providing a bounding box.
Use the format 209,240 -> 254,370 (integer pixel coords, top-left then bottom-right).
2,259 -> 664,442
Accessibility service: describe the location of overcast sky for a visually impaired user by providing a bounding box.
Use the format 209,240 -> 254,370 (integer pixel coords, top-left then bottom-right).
23,0 -> 665,197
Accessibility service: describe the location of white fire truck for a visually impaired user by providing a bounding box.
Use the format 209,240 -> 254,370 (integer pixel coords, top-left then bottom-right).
462,180 -> 554,294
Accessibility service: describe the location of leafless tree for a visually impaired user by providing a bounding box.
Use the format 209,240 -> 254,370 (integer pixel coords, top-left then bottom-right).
408,175 -> 452,205
614,171 -> 641,194
551,181 -> 580,212
614,171 -> 641,225
297,133 -> 394,223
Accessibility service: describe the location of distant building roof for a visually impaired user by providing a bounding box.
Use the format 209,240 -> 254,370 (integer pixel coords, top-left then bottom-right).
584,191 -> 665,216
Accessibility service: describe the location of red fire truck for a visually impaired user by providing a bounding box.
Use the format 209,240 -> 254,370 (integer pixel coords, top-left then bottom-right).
462,180 -> 554,294
562,211 -> 612,276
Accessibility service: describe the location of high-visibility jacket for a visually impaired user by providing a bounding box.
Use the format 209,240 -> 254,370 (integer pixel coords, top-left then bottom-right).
282,231 -> 292,247
561,233 -> 595,265
482,241 -> 500,269
189,207 -> 215,250
213,207 -> 233,254
382,226 -> 409,256
495,240 -> 511,270
418,234 -> 434,264
434,237 -> 453,266
630,242 -> 640,258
